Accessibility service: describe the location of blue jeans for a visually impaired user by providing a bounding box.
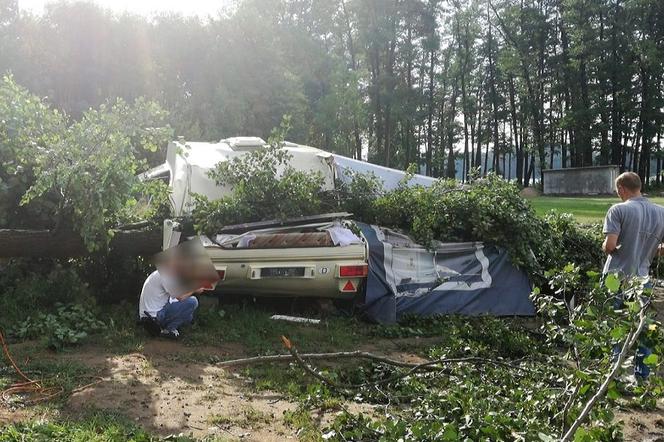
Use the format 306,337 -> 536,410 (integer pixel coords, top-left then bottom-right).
612,290 -> 651,379
156,296 -> 199,332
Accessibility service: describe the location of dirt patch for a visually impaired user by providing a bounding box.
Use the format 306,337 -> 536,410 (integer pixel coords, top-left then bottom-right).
0,407 -> 36,425
616,410 -> 664,442
63,349 -> 295,440
0,335 -> 397,439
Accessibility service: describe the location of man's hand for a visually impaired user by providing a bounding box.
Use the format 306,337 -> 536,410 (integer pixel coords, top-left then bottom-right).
603,233 -> 619,254
175,287 -> 206,301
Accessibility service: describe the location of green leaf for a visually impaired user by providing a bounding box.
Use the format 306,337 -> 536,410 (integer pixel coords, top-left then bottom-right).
604,274 -> 620,294
607,385 -> 621,400
643,354 -> 658,366
610,326 -> 628,340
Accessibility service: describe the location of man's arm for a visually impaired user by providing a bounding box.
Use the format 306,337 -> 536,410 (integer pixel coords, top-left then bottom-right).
602,206 -> 621,255
603,233 -> 619,254
175,287 -> 205,301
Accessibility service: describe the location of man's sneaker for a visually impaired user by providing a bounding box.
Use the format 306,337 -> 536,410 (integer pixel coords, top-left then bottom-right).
160,329 -> 180,340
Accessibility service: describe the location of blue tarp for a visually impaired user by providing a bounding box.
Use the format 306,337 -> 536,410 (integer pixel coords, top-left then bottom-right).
357,223 -> 536,324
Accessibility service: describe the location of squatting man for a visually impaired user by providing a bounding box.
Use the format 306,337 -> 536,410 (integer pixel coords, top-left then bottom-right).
138,239 -> 219,339
138,270 -> 203,339
602,171 -> 664,379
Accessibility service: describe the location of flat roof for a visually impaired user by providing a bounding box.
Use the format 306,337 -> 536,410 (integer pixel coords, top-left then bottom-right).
543,165 -> 619,173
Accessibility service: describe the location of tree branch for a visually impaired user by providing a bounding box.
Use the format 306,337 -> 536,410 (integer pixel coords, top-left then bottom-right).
560,298 -> 650,442
217,349 -> 528,373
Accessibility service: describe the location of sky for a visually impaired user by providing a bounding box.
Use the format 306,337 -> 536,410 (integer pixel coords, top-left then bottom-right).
18,0 -> 234,17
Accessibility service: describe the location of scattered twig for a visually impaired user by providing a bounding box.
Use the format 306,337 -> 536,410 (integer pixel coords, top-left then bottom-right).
218,350 -> 419,368
70,376 -> 105,394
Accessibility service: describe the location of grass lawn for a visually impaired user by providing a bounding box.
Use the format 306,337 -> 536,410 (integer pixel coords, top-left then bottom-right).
528,195 -> 664,223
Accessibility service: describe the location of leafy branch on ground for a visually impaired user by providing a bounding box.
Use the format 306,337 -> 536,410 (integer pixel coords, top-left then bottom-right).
233,271 -> 664,441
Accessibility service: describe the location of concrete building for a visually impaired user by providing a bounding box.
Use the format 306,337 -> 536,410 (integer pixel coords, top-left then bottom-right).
542,165 -> 619,195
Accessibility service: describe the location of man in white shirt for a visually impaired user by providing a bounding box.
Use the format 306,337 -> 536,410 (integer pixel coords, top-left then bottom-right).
138,269 -> 203,339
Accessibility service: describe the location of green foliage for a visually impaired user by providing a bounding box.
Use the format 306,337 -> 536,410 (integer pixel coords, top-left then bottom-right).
348,172 -> 601,275
0,410 -> 171,441
533,266 -> 664,420
377,315 -> 539,358
117,179 -> 172,227
371,174 -> 548,269
0,76 -> 65,229
20,96 -> 173,250
0,75 -> 172,250
0,260 -> 94,329
14,303 -> 105,350
193,116 -> 327,234
244,270 -> 663,442
542,213 -> 604,271
333,169 -> 384,221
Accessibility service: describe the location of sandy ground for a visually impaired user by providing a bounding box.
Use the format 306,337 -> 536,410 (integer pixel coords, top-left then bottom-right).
66,341 -> 298,441
0,338 -> 387,441
0,298 -> 663,440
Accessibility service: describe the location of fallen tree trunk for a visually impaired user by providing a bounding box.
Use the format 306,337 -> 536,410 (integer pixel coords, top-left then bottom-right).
0,228 -> 162,257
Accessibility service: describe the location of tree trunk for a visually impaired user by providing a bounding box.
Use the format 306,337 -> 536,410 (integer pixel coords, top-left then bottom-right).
509,75 -> 521,185
458,19 -> 470,182
487,11 -> 500,176
446,76 -> 459,179
475,86 -> 484,171
427,48 -> 436,177
0,229 -> 162,258
637,64 -> 653,182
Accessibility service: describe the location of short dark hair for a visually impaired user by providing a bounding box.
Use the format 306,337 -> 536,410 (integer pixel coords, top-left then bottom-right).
615,172 -> 641,192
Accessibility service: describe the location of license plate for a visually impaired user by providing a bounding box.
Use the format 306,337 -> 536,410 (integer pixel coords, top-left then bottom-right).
260,267 -> 306,278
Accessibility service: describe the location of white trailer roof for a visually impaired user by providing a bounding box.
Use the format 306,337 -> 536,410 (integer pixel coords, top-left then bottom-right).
161,137 -> 436,216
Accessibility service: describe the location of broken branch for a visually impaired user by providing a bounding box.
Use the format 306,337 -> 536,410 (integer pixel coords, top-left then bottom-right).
217,350 -> 527,373
560,298 -> 650,442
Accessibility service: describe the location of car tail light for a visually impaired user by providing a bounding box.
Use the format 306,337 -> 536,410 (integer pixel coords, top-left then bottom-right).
217,270 -> 226,280
339,264 -> 368,277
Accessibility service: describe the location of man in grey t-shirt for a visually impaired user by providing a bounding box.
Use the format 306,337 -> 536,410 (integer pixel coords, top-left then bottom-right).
602,171 -> 664,379
602,172 -> 664,277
